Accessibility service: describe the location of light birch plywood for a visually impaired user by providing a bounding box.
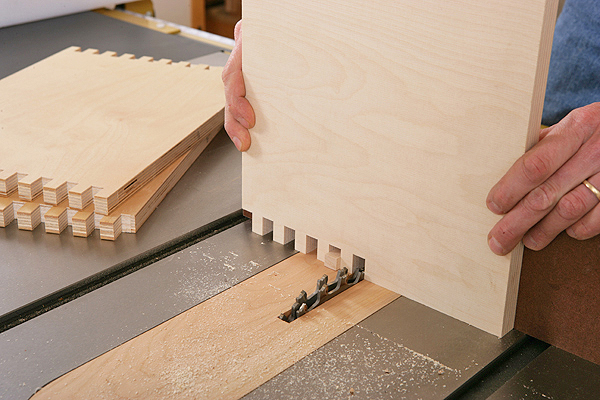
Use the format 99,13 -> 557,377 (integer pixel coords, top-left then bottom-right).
44,204 -> 69,234
0,46 -> 224,214
7,133 -> 216,238
99,128 -> 220,240
242,0 -> 558,336
16,196 -> 45,231
33,252 -> 399,399
0,192 -> 18,227
72,206 -> 96,238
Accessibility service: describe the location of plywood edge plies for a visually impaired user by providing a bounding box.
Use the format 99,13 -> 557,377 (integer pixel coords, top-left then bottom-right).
43,179 -> 75,205
16,202 -> 41,231
17,175 -> 49,201
0,195 -> 15,227
44,205 -> 68,234
99,215 -> 122,241
68,184 -> 99,211
0,170 -> 19,195
72,207 -> 95,237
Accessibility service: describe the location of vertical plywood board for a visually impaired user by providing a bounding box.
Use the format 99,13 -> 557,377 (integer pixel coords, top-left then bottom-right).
242,0 -> 558,336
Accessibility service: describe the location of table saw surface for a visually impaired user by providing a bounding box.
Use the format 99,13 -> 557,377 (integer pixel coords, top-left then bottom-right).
1,9 -> 599,400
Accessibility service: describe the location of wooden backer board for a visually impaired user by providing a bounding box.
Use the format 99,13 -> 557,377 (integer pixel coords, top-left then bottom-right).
242,0 -> 558,336
516,234 -> 600,365
33,252 -> 399,399
0,46 -> 224,213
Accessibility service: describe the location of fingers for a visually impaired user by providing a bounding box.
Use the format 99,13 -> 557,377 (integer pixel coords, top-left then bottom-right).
224,103 -> 252,151
538,124 -> 555,141
568,180 -> 600,240
487,186 -> 553,255
568,207 -> 600,240
488,141 -> 600,255
487,104 -> 600,255
486,119 -> 587,215
523,180 -> 598,249
222,20 -> 256,151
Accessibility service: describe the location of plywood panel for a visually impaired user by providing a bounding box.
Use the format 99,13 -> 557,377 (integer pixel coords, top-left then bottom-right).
242,0 -> 558,336
8,133 -> 218,238
33,252 -> 399,399
99,128 -> 220,240
5,127 -> 219,239
0,46 -> 224,214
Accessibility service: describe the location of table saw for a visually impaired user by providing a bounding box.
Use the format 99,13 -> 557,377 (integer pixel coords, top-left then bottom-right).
1,9 -> 599,400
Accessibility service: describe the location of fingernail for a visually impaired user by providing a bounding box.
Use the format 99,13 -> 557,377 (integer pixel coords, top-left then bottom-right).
232,136 -> 242,151
523,234 -> 538,250
488,236 -> 505,255
566,227 -> 578,239
488,200 -> 502,214
239,117 -> 250,129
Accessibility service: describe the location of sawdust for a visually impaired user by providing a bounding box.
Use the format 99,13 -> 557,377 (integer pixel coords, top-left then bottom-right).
522,384 -> 554,399
173,243 -> 264,304
243,325 -> 461,399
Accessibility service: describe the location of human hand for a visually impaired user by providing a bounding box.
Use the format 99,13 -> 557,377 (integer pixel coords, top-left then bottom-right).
487,103 -> 600,255
222,20 -> 255,151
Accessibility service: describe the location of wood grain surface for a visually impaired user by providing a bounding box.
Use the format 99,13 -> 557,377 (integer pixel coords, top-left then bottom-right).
98,128 -> 221,240
11,133 -> 217,238
33,252 -> 399,399
0,46 -> 224,214
242,0 -> 558,336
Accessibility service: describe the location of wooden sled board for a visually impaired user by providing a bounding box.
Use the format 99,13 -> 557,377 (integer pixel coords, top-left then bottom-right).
242,0 -> 559,336
0,46 -> 224,214
32,252 -> 399,399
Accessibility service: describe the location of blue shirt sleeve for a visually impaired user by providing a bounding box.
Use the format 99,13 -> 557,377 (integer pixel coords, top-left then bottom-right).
542,0 -> 600,126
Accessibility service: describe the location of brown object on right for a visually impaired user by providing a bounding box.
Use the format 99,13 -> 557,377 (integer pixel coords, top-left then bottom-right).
515,232 -> 600,365
224,0 -> 241,16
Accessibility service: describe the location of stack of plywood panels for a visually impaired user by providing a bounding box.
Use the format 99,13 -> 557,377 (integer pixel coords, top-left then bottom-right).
0,46 -> 225,240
